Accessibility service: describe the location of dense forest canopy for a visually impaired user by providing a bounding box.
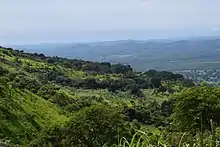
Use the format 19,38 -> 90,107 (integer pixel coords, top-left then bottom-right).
1,46 -> 220,147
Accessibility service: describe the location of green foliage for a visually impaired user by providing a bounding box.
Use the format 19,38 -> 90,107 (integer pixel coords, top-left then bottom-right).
65,95 -> 104,112
1,46 -> 210,146
65,105 -> 125,146
125,100 -> 172,127
129,85 -> 144,98
181,78 -> 195,87
172,86 -> 220,132
37,84 -> 60,100
116,130 -> 167,147
0,66 -> 8,76
149,78 -> 162,88
111,64 -> 133,74
14,73 -> 42,93
32,105 -> 126,147
144,70 -> 184,81
50,91 -> 75,107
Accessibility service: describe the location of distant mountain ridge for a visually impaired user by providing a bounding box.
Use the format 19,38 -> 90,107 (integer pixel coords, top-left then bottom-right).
11,37 -> 220,71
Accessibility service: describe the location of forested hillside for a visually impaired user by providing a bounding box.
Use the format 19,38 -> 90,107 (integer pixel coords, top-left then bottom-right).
0,46 -> 220,147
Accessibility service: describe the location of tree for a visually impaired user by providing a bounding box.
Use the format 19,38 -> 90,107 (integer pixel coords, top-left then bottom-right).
0,77 -> 10,95
65,96 -> 102,112
15,75 -> 42,93
83,78 -> 100,89
111,64 -> 132,74
149,78 -> 162,88
33,105 -> 126,147
144,70 -> 184,81
0,66 -> 8,76
181,79 -> 195,87
172,86 -> 220,133
128,84 -> 144,98
47,58 -> 56,64
51,92 -> 74,107
37,84 -> 60,100
65,105 -> 125,146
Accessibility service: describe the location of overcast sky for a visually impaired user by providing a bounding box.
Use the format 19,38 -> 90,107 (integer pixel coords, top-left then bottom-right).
1,0 -> 220,44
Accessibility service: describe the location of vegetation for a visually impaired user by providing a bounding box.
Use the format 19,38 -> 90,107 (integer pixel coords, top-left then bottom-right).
0,46 -> 219,146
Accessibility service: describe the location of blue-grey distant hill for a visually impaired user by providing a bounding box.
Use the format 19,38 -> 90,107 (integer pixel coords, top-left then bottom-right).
12,37 -> 220,71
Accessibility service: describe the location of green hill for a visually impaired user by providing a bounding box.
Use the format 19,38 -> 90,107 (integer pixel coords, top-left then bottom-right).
1,46 -> 218,146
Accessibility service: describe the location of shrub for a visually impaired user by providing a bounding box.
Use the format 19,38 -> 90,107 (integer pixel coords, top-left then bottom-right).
32,105 -> 126,147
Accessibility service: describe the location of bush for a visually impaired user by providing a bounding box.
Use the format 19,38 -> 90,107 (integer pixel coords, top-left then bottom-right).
65,105 -> 125,146
51,92 -> 74,107
0,66 -> 8,76
128,84 -> 144,98
111,64 -> 133,74
181,79 -> 195,87
172,86 -> 220,132
65,96 -> 103,112
149,78 -> 162,88
37,84 -> 60,100
15,75 -> 42,93
32,105 -> 126,147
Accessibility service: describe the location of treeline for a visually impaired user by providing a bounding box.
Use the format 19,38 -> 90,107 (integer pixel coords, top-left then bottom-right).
0,46 -> 191,96
2,46 -> 183,77
1,46 -> 133,74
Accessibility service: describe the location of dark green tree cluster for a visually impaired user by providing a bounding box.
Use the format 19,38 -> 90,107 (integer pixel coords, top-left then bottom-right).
144,70 -> 184,81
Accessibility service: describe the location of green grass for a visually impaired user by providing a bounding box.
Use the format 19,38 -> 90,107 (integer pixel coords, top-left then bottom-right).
116,130 -> 169,147
0,87 -> 67,145
19,90 -> 68,125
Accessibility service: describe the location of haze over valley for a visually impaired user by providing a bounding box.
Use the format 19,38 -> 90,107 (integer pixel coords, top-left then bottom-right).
13,37 -> 220,71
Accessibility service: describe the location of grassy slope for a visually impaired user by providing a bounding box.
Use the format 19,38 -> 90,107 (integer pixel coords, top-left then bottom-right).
0,48 -> 68,145
0,88 -> 67,144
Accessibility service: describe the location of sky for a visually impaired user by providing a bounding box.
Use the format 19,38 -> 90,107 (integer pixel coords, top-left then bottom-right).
1,0 -> 220,44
